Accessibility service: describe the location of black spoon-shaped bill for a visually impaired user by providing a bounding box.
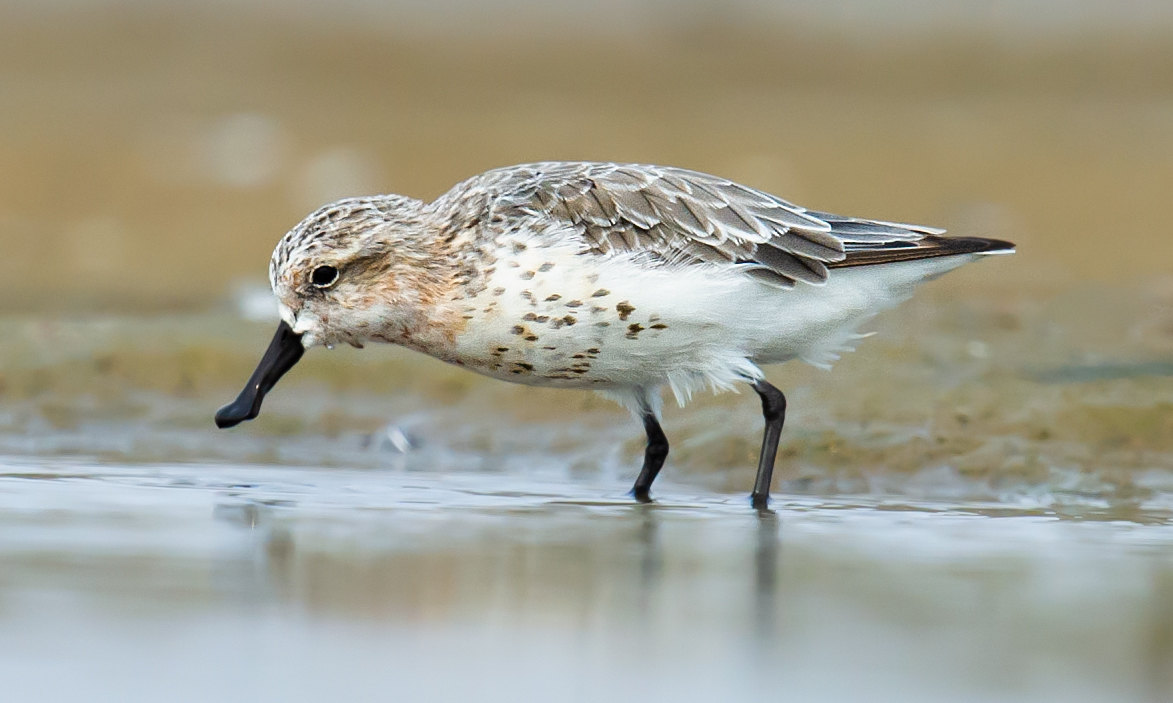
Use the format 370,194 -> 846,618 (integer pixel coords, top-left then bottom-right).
214,320 -> 305,429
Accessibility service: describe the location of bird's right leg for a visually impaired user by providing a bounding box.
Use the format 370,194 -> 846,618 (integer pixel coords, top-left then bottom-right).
631,411 -> 669,503
750,379 -> 787,510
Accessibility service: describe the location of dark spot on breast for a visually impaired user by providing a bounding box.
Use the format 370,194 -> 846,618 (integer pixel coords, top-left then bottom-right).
511,325 -> 525,335
571,368 -> 589,374
563,315 -> 577,326
462,315 -> 474,320
650,323 -> 668,330
543,346 -> 557,350
538,263 -> 555,272
536,316 -> 549,323
523,312 -> 538,321
520,271 -> 535,280
550,318 -> 564,329
497,347 -> 510,352
572,354 -> 585,359
626,323 -> 645,339
515,362 -> 534,371
521,290 -> 534,300
565,300 -> 582,308
508,261 -> 520,268
591,306 -> 606,313
616,302 -> 636,321
511,241 -> 528,253
493,287 -> 506,296
595,322 -> 610,327
591,289 -> 610,297
525,334 -> 539,341
544,294 -> 562,302
586,348 -> 601,354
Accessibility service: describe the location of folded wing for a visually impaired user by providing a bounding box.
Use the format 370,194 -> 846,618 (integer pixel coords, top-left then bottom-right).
473,162 -> 1011,288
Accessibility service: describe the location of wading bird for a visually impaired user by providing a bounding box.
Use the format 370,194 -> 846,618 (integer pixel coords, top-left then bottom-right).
215,162 -> 1013,508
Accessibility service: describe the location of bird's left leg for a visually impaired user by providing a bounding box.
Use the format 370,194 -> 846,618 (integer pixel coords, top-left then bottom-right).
631,411 -> 669,503
750,379 -> 787,510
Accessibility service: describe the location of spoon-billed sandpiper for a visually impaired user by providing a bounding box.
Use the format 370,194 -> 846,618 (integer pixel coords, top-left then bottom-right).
215,161 -> 1013,508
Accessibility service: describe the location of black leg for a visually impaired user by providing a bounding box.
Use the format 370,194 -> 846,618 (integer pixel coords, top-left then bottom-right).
631,412 -> 669,503
751,379 -> 787,510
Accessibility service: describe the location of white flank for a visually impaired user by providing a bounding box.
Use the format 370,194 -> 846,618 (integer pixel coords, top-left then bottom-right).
453,235 -> 984,415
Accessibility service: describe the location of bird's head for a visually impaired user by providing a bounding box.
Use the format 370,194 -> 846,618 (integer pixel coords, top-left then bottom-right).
216,194 -> 442,428
271,195 -> 437,349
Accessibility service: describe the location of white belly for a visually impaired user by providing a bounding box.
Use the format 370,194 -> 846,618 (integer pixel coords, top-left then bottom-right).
448,242 -> 979,403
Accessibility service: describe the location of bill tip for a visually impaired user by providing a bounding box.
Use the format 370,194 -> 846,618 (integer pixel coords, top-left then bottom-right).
214,402 -> 251,429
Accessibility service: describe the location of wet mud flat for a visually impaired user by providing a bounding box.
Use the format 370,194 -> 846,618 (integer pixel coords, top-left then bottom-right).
2,279 -> 1173,506
1,458 -> 1173,703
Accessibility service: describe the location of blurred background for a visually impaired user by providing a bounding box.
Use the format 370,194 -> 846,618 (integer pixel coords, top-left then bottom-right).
2,1 -> 1173,701
4,0 -> 1173,311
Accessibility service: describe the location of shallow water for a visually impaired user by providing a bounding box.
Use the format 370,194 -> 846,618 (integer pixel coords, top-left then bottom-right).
2,458 -> 1173,703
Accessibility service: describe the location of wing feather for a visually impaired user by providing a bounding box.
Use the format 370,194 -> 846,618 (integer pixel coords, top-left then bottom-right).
443,162 -> 997,288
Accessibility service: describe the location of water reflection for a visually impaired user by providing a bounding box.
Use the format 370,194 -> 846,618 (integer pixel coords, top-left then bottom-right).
752,508 -> 780,647
6,460 -> 1173,701
635,504 -> 661,618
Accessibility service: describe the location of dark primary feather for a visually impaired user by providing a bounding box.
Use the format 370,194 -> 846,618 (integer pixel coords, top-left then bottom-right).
441,162 -> 1012,287
830,236 -> 1016,267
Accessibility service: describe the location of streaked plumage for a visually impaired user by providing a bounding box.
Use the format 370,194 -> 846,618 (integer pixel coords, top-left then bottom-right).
218,161 -> 1014,508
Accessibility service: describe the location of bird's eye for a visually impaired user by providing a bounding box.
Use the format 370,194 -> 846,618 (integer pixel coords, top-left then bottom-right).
310,265 -> 339,287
